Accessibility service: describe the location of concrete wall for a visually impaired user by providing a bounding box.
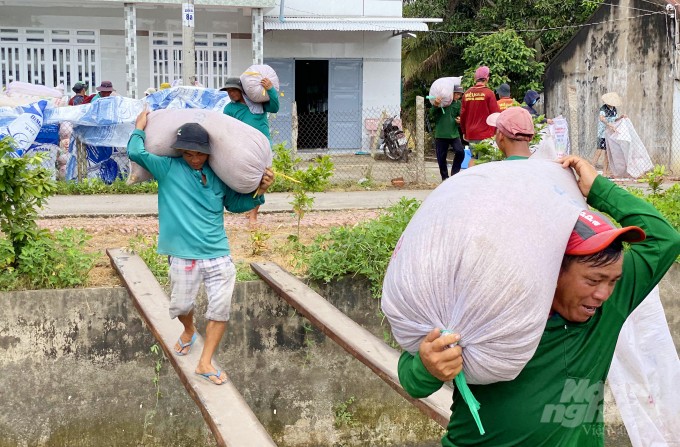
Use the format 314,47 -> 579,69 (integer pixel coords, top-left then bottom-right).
0,3 -> 254,98
0,278 -> 444,446
544,0 -> 673,166
3,263 -> 680,446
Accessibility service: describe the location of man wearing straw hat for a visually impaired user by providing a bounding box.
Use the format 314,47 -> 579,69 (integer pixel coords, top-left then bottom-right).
593,92 -> 627,178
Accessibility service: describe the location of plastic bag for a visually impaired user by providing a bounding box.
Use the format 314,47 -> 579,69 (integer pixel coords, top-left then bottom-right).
240,65 -> 280,103
127,109 -> 272,193
605,118 -> 653,178
549,118 -> 570,158
429,77 -> 462,107
0,101 -> 48,151
382,159 -> 586,384
608,286 -> 680,447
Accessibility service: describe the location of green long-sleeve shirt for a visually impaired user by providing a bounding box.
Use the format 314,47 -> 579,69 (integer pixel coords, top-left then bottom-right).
433,100 -> 462,139
223,87 -> 280,143
127,129 -> 264,260
398,176 -> 680,447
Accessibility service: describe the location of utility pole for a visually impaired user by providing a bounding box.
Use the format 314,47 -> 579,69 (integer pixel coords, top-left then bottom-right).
182,0 -> 196,86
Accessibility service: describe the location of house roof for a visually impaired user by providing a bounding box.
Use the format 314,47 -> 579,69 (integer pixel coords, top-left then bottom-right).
263,17 -> 435,32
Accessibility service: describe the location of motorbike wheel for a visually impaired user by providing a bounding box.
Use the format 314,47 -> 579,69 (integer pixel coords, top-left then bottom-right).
383,138 -> 404,161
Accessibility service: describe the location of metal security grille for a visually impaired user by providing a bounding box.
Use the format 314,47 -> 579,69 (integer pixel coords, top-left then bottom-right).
0,28 -> 100,92
150,32 -> 230,89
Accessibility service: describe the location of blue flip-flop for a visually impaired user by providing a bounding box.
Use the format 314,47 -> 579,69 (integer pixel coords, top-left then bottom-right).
195,370 -> 228,386
175,333 -> 197,356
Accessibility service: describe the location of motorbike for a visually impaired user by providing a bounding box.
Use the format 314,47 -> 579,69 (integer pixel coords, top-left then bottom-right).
380,115 -> 409,161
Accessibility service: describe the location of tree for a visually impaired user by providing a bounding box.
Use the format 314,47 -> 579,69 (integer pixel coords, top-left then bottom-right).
461,30 -> 544,97
401,0 -> 598,94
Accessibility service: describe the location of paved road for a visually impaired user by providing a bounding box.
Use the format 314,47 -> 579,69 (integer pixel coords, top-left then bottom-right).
40,190 -> 434,218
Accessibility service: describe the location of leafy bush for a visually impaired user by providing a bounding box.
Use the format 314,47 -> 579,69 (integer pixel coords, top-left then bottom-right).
0,237 -> 17,291
472,113 -> 547,164
268,143 -> 300,193
461,30 -> 545,95
128,235 -> 169,285
0,136 -> 57,257
55,178 -> 158,195
234,260 -> 260,282
306,197 -> 421,297
16,228 -> 97,289
289,155 -> 335,240
638,165 -> 665,196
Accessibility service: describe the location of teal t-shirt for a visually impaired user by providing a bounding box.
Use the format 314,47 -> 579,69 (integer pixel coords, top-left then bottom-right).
223,87 -> 280,143
126,129 -> 264,259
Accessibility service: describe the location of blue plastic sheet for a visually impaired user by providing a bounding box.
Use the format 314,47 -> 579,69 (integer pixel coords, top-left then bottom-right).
0,87 -> 234,182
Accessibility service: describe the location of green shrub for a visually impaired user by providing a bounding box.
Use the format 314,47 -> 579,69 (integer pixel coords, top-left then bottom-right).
235,260 -> 260,282
128,235 -> 169,285
0,237 -> 17,291
16,228 -> 97,289
268,143 -> 300,193
306,197 -> 421,297
54,178 -> 158,195
0,136 -> 57,258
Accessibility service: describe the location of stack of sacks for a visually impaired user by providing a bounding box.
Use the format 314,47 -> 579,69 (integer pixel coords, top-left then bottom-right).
240,65 -> 280,103
57,122 -> 73,179
127,108 -> 272,193
2,81 -> 68,107
429,77 -> 463,107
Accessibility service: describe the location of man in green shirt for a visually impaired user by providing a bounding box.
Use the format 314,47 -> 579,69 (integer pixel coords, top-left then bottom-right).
397,108 -> 680,446
433,85 -> 465,180
128,111 -> 274,385
222,76 -> 279,226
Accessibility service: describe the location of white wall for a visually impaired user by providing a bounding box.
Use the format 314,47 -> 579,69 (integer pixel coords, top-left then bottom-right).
265,0 -> 402,17
0,3 -> 253,97
263,30 -> 402,108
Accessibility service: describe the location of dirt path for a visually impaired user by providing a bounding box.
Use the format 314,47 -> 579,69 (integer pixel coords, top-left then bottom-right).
37,210 -> 379,288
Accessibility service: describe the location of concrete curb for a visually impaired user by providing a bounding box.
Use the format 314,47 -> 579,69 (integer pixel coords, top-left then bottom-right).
37,207 -> 382,219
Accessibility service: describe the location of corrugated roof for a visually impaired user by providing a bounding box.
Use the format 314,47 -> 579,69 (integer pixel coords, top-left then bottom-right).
263,18 -> 429,32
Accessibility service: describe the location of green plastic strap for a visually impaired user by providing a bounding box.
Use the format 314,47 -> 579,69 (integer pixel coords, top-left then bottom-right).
425,95 -> 444,113
454,371 -> 485,435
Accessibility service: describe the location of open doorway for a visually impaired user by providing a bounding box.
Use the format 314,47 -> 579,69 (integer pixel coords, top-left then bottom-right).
295,60 -> 329,149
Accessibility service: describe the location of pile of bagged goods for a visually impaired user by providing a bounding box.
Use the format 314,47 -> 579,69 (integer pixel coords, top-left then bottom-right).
0,63 -> 280,186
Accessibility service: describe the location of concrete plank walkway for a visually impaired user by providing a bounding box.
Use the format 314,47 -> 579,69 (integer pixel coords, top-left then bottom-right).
40,190 -> 434,218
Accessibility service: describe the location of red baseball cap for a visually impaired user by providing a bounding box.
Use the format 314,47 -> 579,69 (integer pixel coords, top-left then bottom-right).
566,210 -> 646,255
487,107 -> 535,142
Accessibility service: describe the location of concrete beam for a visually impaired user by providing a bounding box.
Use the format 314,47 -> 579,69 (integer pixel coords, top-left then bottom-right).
107,248 -> 277,447
251,261 -> 454,428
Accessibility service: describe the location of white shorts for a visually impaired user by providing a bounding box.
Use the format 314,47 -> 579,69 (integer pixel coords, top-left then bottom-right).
168,255 -> 236,322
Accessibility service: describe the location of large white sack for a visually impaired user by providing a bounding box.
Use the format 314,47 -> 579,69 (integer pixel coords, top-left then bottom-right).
429,77 -> 462,107
6,81 -> 64,99
382,160 -> 586,385
0,93 -> 65,108
609,286 -> 680,447
605,118 -> 653,178
127,109 -> 272,193
240,65 -> 280,104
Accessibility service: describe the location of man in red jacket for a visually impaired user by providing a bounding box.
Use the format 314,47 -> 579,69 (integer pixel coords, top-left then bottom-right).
460,66 -> 500,153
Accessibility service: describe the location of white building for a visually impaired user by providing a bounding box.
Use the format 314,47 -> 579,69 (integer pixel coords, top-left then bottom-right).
0,0 -> 439,149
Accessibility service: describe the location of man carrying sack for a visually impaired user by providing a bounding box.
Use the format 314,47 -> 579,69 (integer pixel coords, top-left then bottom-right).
398,108 -> 680,446
127,111 -> 274,386
221,76 -> 279,226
